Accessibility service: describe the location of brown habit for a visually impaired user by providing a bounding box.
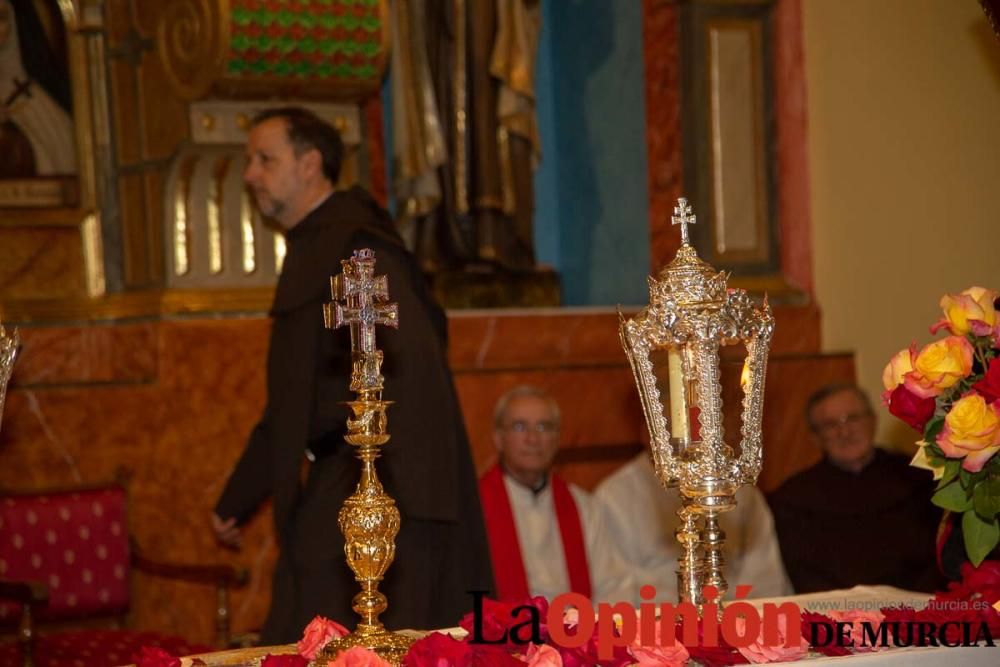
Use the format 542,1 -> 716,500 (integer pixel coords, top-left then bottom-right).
215,187 -> 494,642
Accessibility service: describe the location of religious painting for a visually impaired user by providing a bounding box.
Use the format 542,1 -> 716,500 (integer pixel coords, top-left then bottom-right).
0,0 -> 77,207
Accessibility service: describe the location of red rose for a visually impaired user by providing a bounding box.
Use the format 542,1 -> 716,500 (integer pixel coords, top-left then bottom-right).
553,624 -> 632,667
466,644 -> 524,666
973,357 -> 1000,403
133,647 -> 181,667
800,612 -> 851,657
458,596 -> 549,649
676,619 -> 749,667
261,655 -> 309,667
403,631 -> 471,667
886,384 -> 937,432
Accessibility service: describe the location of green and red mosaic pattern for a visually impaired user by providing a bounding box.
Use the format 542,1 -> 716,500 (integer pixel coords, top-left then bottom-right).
229,0 -> 384,81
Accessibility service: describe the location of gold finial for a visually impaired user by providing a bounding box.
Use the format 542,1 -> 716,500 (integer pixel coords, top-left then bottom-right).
672,197 -> 696,246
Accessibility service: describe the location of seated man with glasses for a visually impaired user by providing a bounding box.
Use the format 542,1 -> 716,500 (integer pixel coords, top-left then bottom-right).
478,385 -> 634,604
768,383 -> 942,593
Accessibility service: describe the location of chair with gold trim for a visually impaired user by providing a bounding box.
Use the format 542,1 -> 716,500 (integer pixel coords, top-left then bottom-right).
0,481 -> 248,667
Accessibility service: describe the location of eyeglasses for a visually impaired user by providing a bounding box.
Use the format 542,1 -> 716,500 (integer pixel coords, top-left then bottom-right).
502,420 -> 559,435
811,412 -> 871,437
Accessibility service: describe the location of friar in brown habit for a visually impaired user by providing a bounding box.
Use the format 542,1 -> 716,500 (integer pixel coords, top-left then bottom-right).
212,107 -> 494,643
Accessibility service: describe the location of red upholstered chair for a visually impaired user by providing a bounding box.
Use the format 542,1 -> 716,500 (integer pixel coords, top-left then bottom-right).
0,482 -> 247,667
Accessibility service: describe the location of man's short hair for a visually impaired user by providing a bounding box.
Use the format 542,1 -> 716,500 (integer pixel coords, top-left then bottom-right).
493,385 -> 561,430
805,382 -> 874,430
251,106 -> 344,183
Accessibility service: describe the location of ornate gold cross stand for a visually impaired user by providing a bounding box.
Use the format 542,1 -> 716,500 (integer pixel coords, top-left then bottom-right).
317,249 -> 413,665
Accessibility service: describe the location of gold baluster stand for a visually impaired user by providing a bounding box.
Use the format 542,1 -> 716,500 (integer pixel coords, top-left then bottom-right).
317,249 -> 413,665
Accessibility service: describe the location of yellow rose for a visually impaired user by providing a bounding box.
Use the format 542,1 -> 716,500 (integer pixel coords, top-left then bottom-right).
936,394 -> 1000,472
882,346 -> 915,391
932,286 -> 998,337
903,336 -> 974,398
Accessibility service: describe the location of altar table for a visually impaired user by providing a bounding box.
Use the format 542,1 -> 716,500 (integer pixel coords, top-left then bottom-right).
125,586 -> 997,666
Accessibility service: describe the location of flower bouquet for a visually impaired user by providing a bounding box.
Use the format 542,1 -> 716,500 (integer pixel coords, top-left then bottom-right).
882,286 -> 1000,566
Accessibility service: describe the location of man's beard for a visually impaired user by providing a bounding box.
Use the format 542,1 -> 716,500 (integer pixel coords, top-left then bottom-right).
255,191 -> 285,221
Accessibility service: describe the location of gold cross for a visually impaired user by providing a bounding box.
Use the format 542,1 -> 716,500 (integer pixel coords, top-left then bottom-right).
324,249 -> 399,393
671,197 -> 697,246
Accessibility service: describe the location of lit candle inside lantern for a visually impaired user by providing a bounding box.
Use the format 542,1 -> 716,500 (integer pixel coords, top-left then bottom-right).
667,346 -> 690,440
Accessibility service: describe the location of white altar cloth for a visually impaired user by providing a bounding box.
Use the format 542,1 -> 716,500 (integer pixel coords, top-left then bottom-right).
744,585 -> 997,665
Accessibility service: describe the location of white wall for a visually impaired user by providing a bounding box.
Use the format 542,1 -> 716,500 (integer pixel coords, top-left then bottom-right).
804,0 -> 1000,447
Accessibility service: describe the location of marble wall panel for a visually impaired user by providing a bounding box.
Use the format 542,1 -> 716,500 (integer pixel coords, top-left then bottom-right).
11,323 -> 157,386
0,228 -> 87,299
642,0 -> 684,270
0,306 -> 847,645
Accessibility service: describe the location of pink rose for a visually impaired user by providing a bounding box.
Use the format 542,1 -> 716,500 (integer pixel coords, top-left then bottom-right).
825,609 -> 886,652
133,647 -> 180,667
628,620 -> 689,666
329,645 -> 394,667
261,656 -> 309,667
736,614 -> 809,664
298,615 -> 350,660
523,643 -> 563,666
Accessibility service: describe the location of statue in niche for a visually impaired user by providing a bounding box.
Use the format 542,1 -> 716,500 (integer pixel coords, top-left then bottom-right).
390,0 -> 541,276
0,0 -> 75,179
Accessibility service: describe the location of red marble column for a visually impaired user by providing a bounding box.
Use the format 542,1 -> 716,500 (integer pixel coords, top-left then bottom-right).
642,0 -> 685,272
642,0 -> 814,294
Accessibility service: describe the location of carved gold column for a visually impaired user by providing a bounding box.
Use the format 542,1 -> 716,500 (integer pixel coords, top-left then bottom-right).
317,249 -> 413,665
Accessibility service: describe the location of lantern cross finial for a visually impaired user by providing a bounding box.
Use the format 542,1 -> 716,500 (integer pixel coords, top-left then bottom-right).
672,197 -> 696,246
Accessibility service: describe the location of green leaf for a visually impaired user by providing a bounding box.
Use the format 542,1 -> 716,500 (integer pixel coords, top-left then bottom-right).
973,478 -> 1000,520
960,466 -> 974,489
932,481 -> 974,512
923,416 -> 945,444
936,459 -> 962,489
962,511 -> 1000,566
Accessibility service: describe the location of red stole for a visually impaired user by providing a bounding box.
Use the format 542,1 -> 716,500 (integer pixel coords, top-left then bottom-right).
479,464 -> 592,601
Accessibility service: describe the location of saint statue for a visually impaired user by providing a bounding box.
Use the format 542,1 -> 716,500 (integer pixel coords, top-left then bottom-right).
0,0 -> 75,178
390,0 -> 541,274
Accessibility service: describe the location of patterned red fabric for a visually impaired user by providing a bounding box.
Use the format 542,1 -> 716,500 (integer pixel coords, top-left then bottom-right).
0,629 -> 210,667
0,487 -> 131,623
